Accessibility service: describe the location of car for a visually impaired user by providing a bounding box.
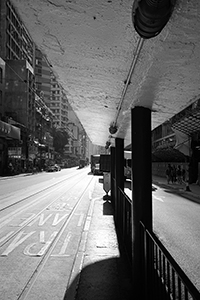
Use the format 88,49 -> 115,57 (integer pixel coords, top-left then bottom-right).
54,164 -> 61,171
46,164 -> 61,172
93,163 -> 103,175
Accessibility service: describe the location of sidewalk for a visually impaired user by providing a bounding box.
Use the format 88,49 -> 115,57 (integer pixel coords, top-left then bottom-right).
73,175 -> 200,300
0,172 -> 36,180
152,175 -> 200,204
65,178 -> 132,300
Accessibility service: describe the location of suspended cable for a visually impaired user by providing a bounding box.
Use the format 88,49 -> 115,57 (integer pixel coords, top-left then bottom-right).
112,36 -> 144,129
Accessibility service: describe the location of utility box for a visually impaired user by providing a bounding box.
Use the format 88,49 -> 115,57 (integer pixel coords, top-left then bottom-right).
100,154 -> 111,172
103,172 -> 111,194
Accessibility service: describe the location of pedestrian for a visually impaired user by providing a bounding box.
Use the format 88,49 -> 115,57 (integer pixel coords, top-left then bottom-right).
8,161 -> 14,175
185,166 -> 191,192
182,167 -> 186,182
166,164 -> 172,184
171,165 -> 177,183
177,165 -> 182,184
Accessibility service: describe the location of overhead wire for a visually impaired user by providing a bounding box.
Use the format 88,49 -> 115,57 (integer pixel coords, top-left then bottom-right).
114,36 -> 144,126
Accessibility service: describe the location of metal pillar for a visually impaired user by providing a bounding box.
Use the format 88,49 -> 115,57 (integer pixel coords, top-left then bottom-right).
131,106 -> 152,296
110,146 -> 115,206
115,138 -> 124,225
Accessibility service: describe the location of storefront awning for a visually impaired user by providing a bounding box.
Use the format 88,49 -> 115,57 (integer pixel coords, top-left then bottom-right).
0,120 -> 20,140
171,106 -> 200,136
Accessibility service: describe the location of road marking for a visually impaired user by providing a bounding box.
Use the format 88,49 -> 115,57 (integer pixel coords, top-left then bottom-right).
153,195 -> 164,202
52,213 -> 68,226
51,232 -> 71,257
40,231 -> 45,243
84,216 -> 91,231
1,231 -> 35,256
28,213 -> 53,227
37,231 -> 58,256
23,231 -> 58,256
77,213 -> 84,227
59,232 -> 71,255
0,231 -> 14,244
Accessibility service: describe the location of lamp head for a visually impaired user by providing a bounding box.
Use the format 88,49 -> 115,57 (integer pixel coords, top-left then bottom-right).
132,0 -> 175,39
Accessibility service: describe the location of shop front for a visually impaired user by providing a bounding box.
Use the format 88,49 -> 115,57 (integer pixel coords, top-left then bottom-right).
0,120 -> 20,175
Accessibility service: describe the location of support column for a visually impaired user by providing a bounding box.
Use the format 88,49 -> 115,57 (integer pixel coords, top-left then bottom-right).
131,106 -> 152,296
110,146 -> 115,206
115,138 -> 124,225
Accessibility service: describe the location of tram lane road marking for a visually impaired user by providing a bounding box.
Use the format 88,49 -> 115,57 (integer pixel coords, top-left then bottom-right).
77,213 -> 84,227
0,231 -> 14,244
0,179 -> 97,258
0,211 -> 70,256
24,231 -> 58,257
1,231 -> 35,256
0,185 -> 67,227
51,232 -> 72,257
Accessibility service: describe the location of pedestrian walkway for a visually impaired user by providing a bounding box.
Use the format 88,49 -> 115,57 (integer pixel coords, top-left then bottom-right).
152,175 -> 200,204
65,177 -> 132,300
0,172 -> 35,180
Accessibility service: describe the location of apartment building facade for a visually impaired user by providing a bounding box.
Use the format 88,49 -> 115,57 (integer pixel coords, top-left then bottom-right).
0,0 -> 95,173
0,0 -> 36,174
0,0 -> 54,174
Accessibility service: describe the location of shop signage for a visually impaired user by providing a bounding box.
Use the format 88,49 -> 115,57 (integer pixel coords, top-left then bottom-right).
0,121 -> 20,140
8,147 -> 22,158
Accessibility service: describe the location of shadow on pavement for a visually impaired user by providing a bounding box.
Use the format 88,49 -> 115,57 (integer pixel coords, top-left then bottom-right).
103,200 -> 113,216
64,256 -> 132,300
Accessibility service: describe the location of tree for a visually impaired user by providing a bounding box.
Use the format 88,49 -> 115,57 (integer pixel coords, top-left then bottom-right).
52,127 -> 69,155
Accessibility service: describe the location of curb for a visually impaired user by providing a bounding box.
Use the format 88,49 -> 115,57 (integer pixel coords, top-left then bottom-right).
153,180 -> 200,205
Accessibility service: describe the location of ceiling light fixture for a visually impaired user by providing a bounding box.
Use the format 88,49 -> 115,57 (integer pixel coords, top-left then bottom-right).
132,0 -> 175,39
109,122 -> 118,135
105,140 -> 111,150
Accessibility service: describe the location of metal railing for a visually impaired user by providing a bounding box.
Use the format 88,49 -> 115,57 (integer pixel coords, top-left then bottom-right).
114,184 -> 200,300
141,222 -> 200,300
117,187 -> 132,263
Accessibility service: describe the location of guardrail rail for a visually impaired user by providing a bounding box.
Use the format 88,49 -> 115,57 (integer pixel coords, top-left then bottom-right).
115,185 -> 200,300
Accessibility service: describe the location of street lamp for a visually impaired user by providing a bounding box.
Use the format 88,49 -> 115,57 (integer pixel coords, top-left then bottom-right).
132,0 -> 175,39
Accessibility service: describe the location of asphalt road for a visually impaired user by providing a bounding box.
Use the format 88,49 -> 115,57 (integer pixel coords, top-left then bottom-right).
0,169 -> 199,295
0,166 -> 95,300
0,166 -> 85,198
153,184 -> 200,292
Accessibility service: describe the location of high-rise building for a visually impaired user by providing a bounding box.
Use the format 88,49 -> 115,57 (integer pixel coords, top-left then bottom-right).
35,48 -> 51,107
5,59 -> 35,132
50,73 -> 68,129
0,58 -> 5,119
0,0 -> 35,66
0,0 -> 36,173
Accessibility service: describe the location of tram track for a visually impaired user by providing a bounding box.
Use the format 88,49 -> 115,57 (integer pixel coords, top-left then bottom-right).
0,172 -> 89,247
0,172 -> 96,300
0,171 -> 82,213
15,175 -> 95,300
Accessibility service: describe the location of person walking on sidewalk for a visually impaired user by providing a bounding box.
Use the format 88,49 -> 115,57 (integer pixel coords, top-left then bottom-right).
166,164 -> 172,184
182,167 -> 186,182
171,165 -> 177,183
177,165 -> 183,184
185,166 -> 191,192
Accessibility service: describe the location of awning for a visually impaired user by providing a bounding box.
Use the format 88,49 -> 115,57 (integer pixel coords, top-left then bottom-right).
171,106 -> 200,136
0,120 -> 20,140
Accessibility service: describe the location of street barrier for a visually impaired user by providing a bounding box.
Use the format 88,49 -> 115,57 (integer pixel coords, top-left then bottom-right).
114,184 -> 200,299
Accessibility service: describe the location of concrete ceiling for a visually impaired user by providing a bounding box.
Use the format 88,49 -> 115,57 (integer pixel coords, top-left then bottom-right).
12,0 -> 200,147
